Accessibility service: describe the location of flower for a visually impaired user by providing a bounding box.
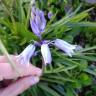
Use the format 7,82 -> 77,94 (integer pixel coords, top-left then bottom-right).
41,43 -> 52,65
54,39 -> 77,57
30,7 -> 46,37
29,7 -> 81,66
17,44 -> 35,65
48,11 -> 53,19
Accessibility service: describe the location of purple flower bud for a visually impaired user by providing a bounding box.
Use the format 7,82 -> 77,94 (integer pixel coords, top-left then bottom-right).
54,39 -> 77,57
30,7 -> 46,37
48,11 -> 53,19
41,43 -> 52,65
17,44 -> 35,65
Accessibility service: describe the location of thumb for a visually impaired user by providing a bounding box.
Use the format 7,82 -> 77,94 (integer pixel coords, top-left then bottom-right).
0,76 -> 39,96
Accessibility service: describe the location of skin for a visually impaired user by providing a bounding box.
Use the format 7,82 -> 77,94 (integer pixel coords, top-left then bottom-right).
0,55 -> 42,96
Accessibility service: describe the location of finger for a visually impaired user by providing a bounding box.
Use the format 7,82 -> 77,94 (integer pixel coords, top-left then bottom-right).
0,63 -> 18,80
0,55 -> 14,63
0,55 -> 42,80
0,89 -> 4,94
19,64 -> 42,77
0,62 -> 42,80
0,56 -> 7,63
0,76 -> 39,96
14,56 -> 42,77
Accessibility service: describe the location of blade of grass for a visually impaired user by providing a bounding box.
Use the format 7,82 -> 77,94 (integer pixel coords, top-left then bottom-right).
39,84 -> 61,96
1,0 -> 17,33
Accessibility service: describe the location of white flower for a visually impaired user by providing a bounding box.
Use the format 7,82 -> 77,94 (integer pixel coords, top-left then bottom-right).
41,43 -> 52,65
54,39 -> 77,57
17,44 -> 35,65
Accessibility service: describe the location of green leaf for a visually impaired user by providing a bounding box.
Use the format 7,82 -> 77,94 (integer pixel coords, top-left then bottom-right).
75,55 -> 96,61
16,22 -> 38,41
39,84 -> 61,96
66,88 -> 75,96
84,68 -> 96,76
78,46 -> 96,52
67,22 -> 96,27
16,0 -> 26,23
79,73 -> 92,86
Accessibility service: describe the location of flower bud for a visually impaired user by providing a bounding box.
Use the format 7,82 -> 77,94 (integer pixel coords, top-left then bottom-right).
41,43 -> 52,65
54,39 -> 77,57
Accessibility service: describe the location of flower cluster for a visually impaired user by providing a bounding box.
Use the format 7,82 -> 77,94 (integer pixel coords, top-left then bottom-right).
18,7 -> 78,66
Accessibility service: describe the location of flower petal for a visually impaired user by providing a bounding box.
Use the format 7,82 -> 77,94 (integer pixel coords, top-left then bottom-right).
54,39 -> 77,57
30,19 -> 41,37
41,44 -> 52,65
35,9 -> 46,32
39,10 -> 46,32
17,44 -> 36,65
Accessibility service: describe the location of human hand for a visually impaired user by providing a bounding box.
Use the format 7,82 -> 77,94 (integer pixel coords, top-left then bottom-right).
0,55 -> 42,96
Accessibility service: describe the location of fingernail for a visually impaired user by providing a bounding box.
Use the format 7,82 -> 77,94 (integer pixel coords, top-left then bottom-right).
29,76 -> 39,84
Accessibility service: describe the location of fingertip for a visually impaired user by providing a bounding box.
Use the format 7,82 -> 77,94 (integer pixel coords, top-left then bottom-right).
29,65 -> 42,76
35,68 -> 42,77
28,76 -> 39,85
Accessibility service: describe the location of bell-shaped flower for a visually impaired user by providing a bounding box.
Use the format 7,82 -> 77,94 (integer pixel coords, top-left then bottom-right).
54,39 -> 77,57
30,7 -> 46,37
17,44 -> 35,65
41,43 -> 52,65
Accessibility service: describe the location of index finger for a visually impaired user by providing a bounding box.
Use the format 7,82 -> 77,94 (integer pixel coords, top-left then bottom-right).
0,55 -> 42,80
0,62 -> 42,80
